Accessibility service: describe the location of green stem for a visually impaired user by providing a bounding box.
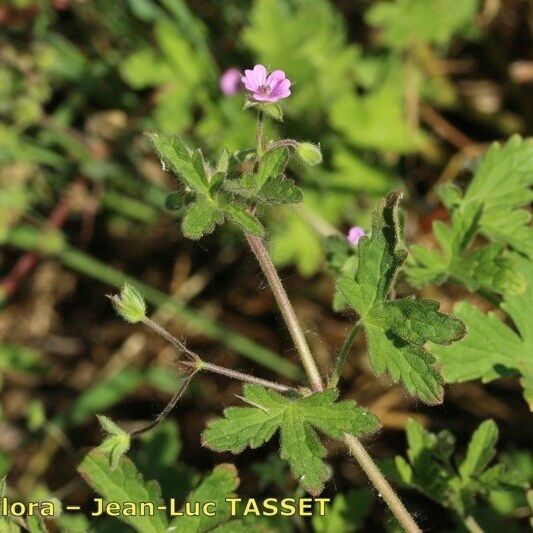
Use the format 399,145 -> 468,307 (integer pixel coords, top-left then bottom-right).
187,360 -> 298,394
329,320 -> 361,388
246,233 -> 324,392
5,224 -> 300,379
256,110 -> 265,155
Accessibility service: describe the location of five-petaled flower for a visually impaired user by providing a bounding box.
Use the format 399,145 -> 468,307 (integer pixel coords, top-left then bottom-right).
242,64 -> 291,103
347,226 -> 366,246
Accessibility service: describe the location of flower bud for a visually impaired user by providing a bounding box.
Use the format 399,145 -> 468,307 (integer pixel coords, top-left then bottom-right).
347,226 -> 366,246
109,283 -> 146,323
297,142 -> 322,166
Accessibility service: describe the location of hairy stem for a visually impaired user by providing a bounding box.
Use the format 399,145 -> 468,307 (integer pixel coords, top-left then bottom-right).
142,317 -> 199,361
131,373 -> 195,437
344,434 -> 422,533
329,320 -> 361,388
144,316 -> 296,394
246,236 -> 422,533
246,233 -> 324,392
264,139 -> 299,153
183,360 -> 298,394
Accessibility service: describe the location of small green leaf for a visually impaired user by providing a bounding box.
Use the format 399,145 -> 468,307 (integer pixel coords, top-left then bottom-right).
216,148 -> 230,173
221,204 -> 265,237
170,464 -> 240,531
459,420 -> 499,481
147,133 -> 209,195
337,192 -> 465,404
256,147 -> 289,190
392,418 -> 514,517
182,198 -> 223,240
78,450 -> 168,533
97,414 -> 127,437
96,415 -> 131,470
164,191 -> 193,212
258,175 -> 303,204
202,385 -> 380,495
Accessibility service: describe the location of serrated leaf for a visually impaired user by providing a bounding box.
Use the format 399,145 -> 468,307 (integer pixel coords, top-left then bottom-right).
182,199 -> 223,240
459,420 -> 498,481
406,136 -> 532,296
258,175 -> 303,204
78,450 -> 168,533
463,135 -> 533,258
148,133 -> 209,195
433,255 -> 533,409
337,192 -> 465,404
202,385 -> 380,495
366,0 -> 479,49
170,464 -> 239,531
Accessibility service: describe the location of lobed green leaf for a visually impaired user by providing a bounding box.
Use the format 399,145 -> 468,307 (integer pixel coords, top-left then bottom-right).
202,385 -> 380,495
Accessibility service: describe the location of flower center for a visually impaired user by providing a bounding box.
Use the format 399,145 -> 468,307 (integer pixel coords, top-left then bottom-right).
258,84 -> 270,95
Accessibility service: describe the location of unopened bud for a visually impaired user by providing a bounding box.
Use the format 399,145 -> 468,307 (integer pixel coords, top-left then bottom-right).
109,283 -> 146,323
297,142 -> 322,166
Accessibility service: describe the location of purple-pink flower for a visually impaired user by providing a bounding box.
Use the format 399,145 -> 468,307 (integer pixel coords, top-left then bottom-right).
241,64 -> 291,103
219,68 -> 242,95
347,226 -> 366,246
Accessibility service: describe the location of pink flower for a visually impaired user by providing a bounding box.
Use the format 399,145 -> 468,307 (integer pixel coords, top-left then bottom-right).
347,226 -> 366,246
241,64 -> 291,103
220,68 -> 242,95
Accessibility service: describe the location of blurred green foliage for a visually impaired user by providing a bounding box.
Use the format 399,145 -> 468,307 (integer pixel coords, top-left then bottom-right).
1,1 -> 532,531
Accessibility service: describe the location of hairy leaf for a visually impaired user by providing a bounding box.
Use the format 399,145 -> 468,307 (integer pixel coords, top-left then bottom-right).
202,385 -> 380,495
181,198 -> 223,240
337,192 -> 465,404
78,450 -> 168,533
148,133 -> 209,195
433,255 -> 533,409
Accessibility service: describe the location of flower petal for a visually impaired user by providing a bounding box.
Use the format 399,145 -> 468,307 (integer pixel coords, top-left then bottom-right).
242,69 -> 259,91
266,69 -> 286,86
252,92 -> 279,102
251,64 -> 267,86
269,78 -> 291,99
